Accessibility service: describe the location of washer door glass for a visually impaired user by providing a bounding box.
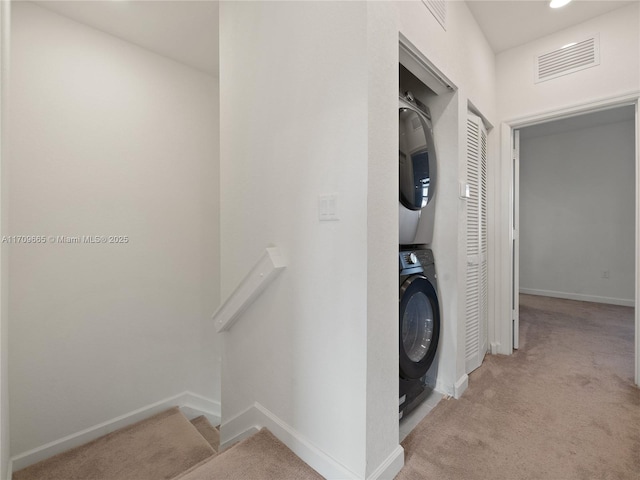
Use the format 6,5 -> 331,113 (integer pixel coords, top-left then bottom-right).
399,275 -> 440,380
402,291 -> 434,362
399,106 -> 432,211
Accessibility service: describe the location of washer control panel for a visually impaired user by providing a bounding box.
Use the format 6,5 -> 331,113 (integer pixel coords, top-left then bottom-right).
399,251 -> 423,275
399,248 -> 435,274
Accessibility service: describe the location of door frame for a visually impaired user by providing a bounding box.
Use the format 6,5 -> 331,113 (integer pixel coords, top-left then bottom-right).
495,90 -> 640,386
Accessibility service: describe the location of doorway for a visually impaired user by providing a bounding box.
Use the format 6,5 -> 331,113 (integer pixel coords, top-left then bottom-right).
519,107 -> 635,307
502,96 -> 640,386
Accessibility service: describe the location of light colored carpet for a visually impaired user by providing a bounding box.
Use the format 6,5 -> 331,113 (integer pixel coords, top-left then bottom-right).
396,295 -> 640,480
176,428 -> 324,480
190,416 -> 220,452
13,407 -> 215,480
14,295 -> 637,480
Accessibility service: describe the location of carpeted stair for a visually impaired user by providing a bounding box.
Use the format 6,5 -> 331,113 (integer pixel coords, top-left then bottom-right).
175,428 -> 323,480
13,408 -> 322,480
189,415 -> 220,452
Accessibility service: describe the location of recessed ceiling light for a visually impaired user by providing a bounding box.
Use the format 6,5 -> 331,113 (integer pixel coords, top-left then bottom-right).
550,0 -> 572,8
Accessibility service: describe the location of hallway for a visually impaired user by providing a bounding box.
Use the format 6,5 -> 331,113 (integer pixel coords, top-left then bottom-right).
397,295 -> 639,480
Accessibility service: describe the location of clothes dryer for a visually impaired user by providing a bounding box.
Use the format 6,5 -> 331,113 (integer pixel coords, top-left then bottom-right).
399,247 -> 441,418
399,93 -> 438,246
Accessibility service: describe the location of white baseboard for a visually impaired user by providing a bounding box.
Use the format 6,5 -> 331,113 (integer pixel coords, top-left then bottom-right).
10,391 -> 220,472
366,445 -> 404,480
180,391 -> 221,427
221,402 -> 363,480
520,288 -> 634,307
454,374 -> 468,399
218,404 -> 261,451
434,378 -> 453,397
433,373 -> 468,400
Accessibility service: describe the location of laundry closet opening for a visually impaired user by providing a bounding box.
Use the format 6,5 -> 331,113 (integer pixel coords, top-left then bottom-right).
397,38 -> 472,439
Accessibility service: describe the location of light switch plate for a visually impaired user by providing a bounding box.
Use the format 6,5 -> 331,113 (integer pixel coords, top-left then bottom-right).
459,182 -> 471,199
318,193 -> 339,221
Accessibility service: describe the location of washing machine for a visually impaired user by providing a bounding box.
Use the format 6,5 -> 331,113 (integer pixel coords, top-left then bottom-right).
399,247 -> 441,419
399,92 -> 438,246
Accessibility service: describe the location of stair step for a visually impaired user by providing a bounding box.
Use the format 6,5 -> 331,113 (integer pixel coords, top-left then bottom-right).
175,428 -> 323,480
13,407 -> 215,480
189,416 -> 220,452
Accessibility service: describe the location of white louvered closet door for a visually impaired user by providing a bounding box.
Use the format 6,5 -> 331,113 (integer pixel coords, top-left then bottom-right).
465,113 -> 488,374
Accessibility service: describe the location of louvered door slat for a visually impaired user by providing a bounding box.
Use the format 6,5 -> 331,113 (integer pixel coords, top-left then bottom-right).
465,113 -> 488,374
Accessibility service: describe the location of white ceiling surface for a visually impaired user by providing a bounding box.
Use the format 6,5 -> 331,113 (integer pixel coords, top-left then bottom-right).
33,0 -> 637,78
519,105 -> 636,139
466,0 -> 636,53
32,0 -> 219,76
32,0 -> 637,78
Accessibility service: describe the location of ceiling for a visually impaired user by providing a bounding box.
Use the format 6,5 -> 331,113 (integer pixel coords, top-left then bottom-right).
33,0 -> 219,76
31,1 -> 637,77
466,0 -> 636,53
27,1 -> 638,166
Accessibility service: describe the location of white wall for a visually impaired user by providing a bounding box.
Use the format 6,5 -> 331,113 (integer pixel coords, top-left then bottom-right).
519,119 -> 635,305
8,2 -> 220,456
220,2 -> 496,478
220,2 -> 372,476
396,1 -> 497,123
365,2 -> 403,477
494,2 -> 640,355
396,1 -> 497,394
1,2 -> 9,478
497,3 -> 640,121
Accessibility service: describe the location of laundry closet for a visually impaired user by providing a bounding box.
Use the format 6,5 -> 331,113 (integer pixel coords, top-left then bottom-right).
398,62 -> 442,420
397,40 -> 492,427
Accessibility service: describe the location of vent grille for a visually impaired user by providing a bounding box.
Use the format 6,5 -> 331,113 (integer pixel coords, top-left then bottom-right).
535,35 -> 600,83
422,0 -> 446,30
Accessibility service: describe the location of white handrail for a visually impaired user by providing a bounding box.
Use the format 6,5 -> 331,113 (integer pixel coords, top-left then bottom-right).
213,247 -> 286,333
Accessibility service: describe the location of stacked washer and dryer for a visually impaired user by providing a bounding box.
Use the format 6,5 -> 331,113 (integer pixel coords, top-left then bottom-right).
398,92 -> 441,419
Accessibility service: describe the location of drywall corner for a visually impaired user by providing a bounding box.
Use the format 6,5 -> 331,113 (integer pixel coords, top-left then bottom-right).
221,403 -> 360,480
365,1 -> 402,479
0,1 -> 10,478
10,391 -> 219,472
454,374 -> 468,399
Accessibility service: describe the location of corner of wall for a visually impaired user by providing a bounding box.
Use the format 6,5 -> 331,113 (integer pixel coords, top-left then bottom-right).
0,0 -> 10,478
366,445 -> 404,480
220,403 -> 360,480
10,392 -> 220,473
454,374 -> 469,399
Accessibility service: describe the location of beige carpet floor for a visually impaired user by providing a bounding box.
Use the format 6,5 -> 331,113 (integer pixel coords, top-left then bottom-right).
190,415 -> 220,452
13,407 -> 216,480
176,428 -> 324,480
397,294 -> 640,480
12,295 -> 639,480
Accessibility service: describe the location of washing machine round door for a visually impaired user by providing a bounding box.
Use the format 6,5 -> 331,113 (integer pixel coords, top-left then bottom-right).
399,275 -> 440,380
399,104 -> 437,211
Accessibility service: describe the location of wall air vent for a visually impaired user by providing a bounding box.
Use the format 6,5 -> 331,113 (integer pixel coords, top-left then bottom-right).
422,0 -> 446,30
535,35 -> 600,84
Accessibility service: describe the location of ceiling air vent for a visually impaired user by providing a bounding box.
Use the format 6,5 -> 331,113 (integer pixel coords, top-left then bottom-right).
535,35 -> 600,84
422,0 -> 446,30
